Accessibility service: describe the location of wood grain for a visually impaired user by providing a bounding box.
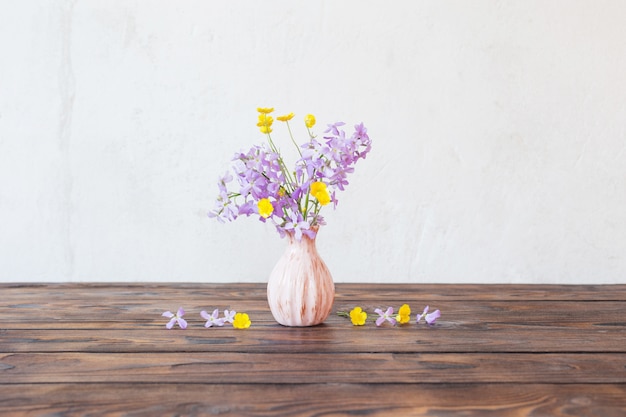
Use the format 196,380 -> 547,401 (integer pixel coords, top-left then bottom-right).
2,326 -> 625,353
2,352 -> 626,384
1,384 -> 625,417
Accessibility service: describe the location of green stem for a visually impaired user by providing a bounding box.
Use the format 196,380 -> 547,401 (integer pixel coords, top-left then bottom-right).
286,121 -> 302,157
265,131 -> 296,195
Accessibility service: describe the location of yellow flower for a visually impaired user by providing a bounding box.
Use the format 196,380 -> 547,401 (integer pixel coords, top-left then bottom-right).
257,107 -> 274,114
316,189 -> 330,206
257,198 -> 274,218
277,112 -> 295,122
233,312 -> 251,329
257,114 -> 274,127
257,114 -> 274,134
305,114 -> 316,128
310,181 -> 326,196
396,304 -> 411,324
310,181 -> 331,206
349,307 -> 367,326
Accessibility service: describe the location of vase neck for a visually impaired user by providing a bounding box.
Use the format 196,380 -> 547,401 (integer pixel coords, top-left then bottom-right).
287,233 -> 316,245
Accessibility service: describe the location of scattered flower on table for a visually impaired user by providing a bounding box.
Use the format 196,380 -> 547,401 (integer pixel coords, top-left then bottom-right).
223,309 -> 236,324
200,308 -> 225,328
417,305 -> 441,325
208,107 -> 372,240
349,306 -> 368,326
161,308 -> 251,329
374,307 -> 397,327
338,304 -> 441,328
396,304 -> 411,324
162,307 -> 187,329
233,312 -> 252,329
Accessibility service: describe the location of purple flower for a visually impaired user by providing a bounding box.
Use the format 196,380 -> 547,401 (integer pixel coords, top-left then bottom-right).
283,211 -> 315,241
324,121 -> 346,136
223,309 -> 236,323
208,196 -> 239,223
200,308 -> 225,328
374,307 -> 397,327
218,172 -> 233,195
417,306 -> 441,325
162,307 -> 187,329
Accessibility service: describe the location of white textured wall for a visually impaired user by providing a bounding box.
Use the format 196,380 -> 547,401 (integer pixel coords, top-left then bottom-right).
1,1 -> 625,283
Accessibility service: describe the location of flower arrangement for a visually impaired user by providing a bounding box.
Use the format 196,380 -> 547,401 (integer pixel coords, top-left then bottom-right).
208,107 -> 372,240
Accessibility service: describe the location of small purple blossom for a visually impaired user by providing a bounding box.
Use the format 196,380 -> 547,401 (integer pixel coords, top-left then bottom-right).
374,307 -> 397,327
283,211 -> 315,241
200,309 -> 225,328
223,309 -> 236,324
416,306 -> 441,326
162,307 -> 187,329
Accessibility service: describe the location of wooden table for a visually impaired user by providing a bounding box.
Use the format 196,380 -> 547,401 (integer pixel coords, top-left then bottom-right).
1,283 -> 625,416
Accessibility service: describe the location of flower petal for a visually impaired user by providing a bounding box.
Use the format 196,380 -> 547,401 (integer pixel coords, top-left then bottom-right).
425,310 -> 441,325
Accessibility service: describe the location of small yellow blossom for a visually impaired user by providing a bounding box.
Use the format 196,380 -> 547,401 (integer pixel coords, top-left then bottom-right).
310,181 -> 326,196
257,114 -> 274,134
304,114 -> 316,128
277,112 -> 295,122
257,114 -> 274,127
310,181 -> 331,206
278,187 -> 286,197
316,189 -> 330,206
349,307 -> 367,326
233,312 -> 251,329
257,198 -> 274,218
396,304 -> 411,324
257,107 -> 274,114
259,125 -> 272,134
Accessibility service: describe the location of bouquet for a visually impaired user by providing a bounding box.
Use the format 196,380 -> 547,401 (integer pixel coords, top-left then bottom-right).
208,107 -> 371,240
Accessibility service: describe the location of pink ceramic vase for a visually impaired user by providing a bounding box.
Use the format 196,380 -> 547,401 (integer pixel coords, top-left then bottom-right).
267,230 -> 335,326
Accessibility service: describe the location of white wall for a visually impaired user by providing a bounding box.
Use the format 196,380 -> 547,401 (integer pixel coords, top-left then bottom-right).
1,1 -> 625,283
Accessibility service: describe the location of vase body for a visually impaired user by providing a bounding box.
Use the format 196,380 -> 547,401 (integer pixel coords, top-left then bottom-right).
267,231 -> 335,326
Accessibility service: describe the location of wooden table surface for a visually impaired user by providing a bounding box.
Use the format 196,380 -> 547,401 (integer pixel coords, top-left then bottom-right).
1,283 -> 626,416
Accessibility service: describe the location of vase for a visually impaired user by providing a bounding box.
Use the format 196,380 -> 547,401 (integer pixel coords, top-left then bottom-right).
267,229 -> 335,326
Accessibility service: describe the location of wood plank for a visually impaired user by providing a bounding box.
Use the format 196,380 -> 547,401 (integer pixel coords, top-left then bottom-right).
2,352 -> 625,384
1,383 -> 625,416
2,326 -> 625,353
3,283 -> 626,301
4,297 -> 626,328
